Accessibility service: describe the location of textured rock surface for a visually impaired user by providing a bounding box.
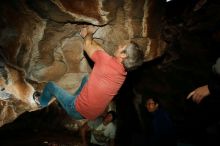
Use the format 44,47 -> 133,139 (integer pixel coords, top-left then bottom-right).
1,0 -> 220,145
0,0 -> 166,127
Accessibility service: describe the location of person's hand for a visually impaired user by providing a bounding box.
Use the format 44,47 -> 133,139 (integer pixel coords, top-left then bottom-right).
186,85 -> 210,104
80,26 -> 88,38
80,25 -> 98,38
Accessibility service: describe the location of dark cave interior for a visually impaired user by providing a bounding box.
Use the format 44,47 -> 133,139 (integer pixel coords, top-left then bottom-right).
1,0 -> 220,146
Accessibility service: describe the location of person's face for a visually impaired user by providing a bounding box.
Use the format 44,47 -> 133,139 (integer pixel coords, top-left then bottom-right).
145,99 -> 158,113
103,113 -> 113,124
114,44 -> 127,60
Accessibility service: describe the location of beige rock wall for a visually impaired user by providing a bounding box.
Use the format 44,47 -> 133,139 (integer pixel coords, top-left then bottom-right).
0,0 -> 166,127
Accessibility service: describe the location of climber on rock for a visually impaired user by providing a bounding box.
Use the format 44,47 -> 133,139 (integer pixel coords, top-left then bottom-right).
33,25 -> 144,120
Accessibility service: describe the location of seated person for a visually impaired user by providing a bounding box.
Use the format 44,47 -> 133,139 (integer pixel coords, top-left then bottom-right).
80,111 -> 116,146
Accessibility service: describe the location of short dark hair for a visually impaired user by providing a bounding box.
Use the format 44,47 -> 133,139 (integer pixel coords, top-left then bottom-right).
146,96 -> 160,104
107,110 -> 116,121
122,42 -> 144,71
